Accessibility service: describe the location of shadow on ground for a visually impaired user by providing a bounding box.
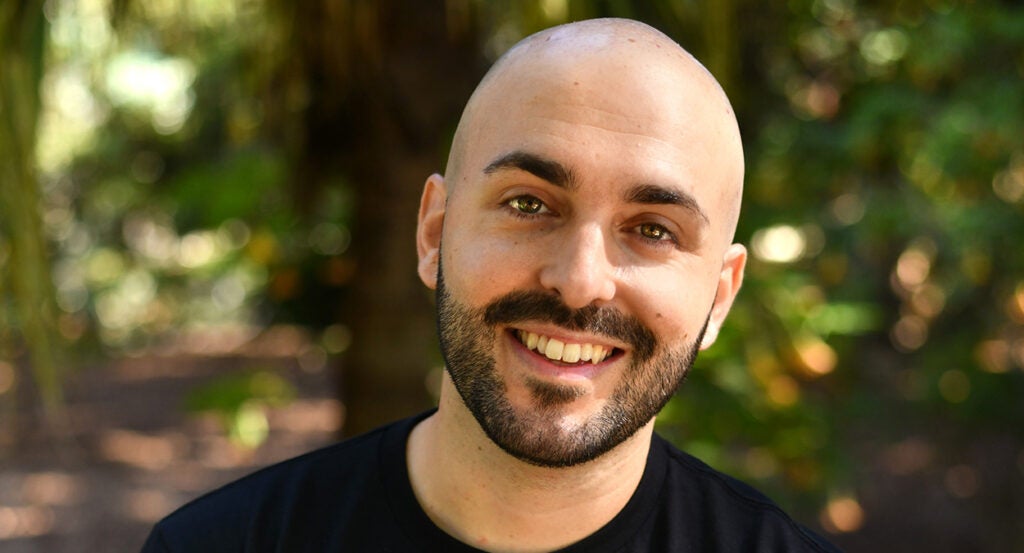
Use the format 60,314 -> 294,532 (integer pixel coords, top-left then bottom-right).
0,340 -> 339,553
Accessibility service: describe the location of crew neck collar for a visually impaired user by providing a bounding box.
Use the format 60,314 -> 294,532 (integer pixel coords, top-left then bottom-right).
379,410 -> 669,552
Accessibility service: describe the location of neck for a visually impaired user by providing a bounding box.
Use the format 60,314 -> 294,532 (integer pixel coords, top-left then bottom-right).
407,378 -> 653,553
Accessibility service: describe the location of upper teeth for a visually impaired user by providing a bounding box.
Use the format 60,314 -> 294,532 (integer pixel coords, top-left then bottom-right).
516,330 -> 612,364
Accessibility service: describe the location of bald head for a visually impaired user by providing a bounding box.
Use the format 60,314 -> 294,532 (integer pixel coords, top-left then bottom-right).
445,18 -> 744,246
414,20 -> 749,472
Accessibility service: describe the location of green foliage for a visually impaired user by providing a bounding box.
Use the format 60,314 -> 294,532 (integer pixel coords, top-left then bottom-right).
654,2 -> 1024,531
185,369 -> 296,449
9,0 -> 1024,546
166,150 -> 288,230
29,0 -> 357,353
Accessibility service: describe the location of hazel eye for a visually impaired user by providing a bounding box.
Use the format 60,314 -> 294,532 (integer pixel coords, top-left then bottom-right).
639,223 -> 672,241
508,195 -> 547,215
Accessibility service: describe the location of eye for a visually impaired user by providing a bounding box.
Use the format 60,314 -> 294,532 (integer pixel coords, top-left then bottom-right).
636,222 -> 678,245
507,195 -> 548,215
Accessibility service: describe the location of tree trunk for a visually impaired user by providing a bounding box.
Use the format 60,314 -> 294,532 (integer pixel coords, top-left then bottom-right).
343,3 -> 487,436
0,0 -> 64,422
272,1 -> 485,436
703,0 -> 738,99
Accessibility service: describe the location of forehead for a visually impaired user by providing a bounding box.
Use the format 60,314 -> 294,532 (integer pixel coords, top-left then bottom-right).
457,49 -> 741,229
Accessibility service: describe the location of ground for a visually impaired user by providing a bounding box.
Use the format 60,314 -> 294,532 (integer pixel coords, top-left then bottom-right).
0,327 -> 340,553
1,328 -> 1020,552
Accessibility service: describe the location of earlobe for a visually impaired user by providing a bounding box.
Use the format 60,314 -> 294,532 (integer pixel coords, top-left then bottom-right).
416,173 -> 447,290
700,243 -> 747,350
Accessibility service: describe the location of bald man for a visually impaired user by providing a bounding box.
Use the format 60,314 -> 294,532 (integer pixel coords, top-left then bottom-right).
141,19 -> 841,553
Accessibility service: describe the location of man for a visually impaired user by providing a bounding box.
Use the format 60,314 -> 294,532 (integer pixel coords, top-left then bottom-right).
142,18 -> 841,552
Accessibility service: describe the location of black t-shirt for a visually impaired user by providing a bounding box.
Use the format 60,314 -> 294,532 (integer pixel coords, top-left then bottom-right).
141,411 -> 841,552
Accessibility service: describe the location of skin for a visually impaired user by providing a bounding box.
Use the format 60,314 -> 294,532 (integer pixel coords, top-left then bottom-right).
408,18 -> 747,553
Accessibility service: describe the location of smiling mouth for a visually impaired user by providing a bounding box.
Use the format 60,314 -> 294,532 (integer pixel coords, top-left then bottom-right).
514,329 -> 617,365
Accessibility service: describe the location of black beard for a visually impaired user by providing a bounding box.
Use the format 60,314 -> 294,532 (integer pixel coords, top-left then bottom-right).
436,262 -> 707,468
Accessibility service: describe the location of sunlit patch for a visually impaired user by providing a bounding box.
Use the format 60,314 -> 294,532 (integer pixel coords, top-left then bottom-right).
881,438 -> 933,475
797,28 -> 845,65
36,66 -> 108,172
890,315 -> 928,352
178,231 -> 220,269
860,28 -> 908,66
0,505 -> 55,540
21,472 -> 82,506
829,193 -> 865,225
820,495 -> 865,534
98,429 -> 181,471
105,51 -> 196,134
93,269 -> 158,332
195,434 -> 255,470
271,399 -> 342,435
789,78 -> 841,120
243,325 -> 312,358
812,0 -> 854,25
122,214 -> 178,265
122,488 -> 177,523
795,338 -> 837,376
992,155 -> 1024,204
975,340 -> 1010,374
155,324 -> 261,357
909,283 -> 946,318
84,248 -> 126,285
751,225 -> 806,263
539,0 -> 568,20
894,247 -> 932,291
1008,282 -> 1024,324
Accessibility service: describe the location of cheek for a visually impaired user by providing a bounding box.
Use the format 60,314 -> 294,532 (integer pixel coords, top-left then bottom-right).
442,225 -> 537,306
628,266 -> 717,343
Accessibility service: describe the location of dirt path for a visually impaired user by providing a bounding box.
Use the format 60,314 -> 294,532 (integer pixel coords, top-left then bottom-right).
0,347 -> 339,553
3,338 -> 1021,552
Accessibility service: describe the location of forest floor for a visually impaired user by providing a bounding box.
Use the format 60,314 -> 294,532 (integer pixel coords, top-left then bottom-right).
0,326 -> 1020,552
0,326 -> 340,553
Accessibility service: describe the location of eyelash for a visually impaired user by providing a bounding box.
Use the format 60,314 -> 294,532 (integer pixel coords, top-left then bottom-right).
503,195 -> 680,248
505,195 -> 551,217
635,222 -> 678,246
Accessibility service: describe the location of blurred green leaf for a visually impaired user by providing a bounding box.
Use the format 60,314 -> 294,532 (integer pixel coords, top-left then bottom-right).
185,369 -> 295,449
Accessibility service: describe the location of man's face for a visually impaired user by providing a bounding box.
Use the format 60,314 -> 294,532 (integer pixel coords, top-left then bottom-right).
417,37 -> 745,467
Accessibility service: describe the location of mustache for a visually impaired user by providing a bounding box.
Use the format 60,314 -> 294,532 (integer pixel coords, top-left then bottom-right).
482,290 -> 656,361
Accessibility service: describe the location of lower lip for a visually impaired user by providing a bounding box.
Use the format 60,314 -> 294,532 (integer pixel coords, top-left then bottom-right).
506,330 -> 607,380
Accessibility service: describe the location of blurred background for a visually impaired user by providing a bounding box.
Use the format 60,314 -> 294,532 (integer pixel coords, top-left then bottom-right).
1,0 -> 1022,551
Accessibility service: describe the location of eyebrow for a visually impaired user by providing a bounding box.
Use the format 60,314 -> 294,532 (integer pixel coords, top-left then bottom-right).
483,150 -> 708,225
483,151 -> 578,191
625,184 -> 709,226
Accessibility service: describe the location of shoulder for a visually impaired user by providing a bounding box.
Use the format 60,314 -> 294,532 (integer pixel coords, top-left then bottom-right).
654,436 -> 842,553
142,417 -> 408,552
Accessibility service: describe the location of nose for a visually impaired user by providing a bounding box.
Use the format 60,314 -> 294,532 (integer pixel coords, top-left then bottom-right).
538,223 -> 617,309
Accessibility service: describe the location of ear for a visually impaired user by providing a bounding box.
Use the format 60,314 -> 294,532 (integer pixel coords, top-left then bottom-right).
416,173 -> 447,290
700,243 -> 747,350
